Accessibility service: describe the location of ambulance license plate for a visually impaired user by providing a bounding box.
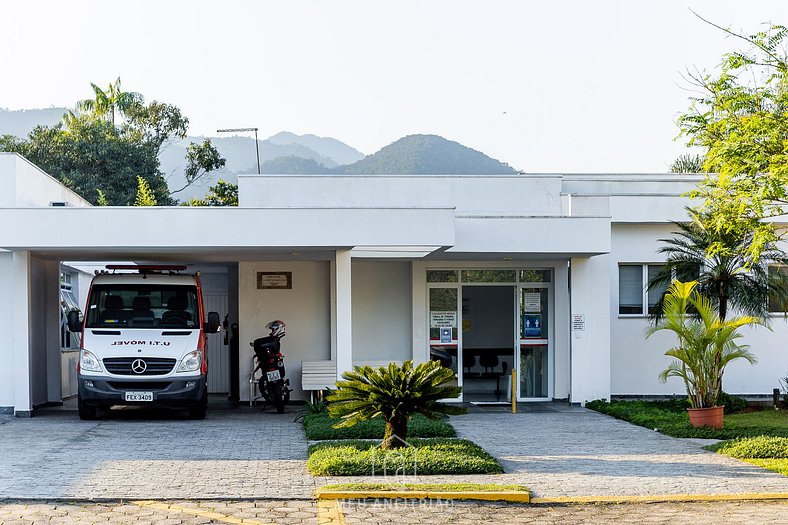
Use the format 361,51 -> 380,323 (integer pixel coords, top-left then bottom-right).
266,370 -> 281,382
125,391 -> 154,402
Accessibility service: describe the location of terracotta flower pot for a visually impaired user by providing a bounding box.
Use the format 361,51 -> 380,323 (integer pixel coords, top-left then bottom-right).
687,406 -> 724,428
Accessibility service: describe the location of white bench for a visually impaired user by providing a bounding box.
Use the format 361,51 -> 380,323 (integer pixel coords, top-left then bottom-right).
300,360 -> 405,401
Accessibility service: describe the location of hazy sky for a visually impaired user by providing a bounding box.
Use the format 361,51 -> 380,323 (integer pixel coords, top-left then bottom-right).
2,1 -> 787,172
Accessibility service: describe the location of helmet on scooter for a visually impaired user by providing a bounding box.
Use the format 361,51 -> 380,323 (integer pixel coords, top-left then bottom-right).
266,319 -> 286,338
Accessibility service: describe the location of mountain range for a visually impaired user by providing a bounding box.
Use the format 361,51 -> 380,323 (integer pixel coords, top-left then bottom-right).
1,108 -> 518,200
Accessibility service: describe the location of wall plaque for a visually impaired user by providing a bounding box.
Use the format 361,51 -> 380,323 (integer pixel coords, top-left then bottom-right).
257,272 -> 292,289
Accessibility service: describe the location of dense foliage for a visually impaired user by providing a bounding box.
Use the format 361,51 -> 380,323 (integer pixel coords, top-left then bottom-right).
302,412 -> 456,440
307,438 -> 503,476
328,360 -> 465,449
0,78 -> 224,205
678,19 -> 788,262
184,179 -> 239,206
648,209 -> 787,322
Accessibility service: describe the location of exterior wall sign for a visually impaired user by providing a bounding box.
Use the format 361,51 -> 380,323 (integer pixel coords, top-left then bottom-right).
572,314 -> 585,331
523,292 -> 542,312
257,272 -> 292,289
430,311 -> 457,328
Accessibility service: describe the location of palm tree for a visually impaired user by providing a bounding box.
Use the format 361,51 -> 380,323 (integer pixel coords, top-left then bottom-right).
76,77 -> 143,125
327,360 -> 465,449
648,208 -> 787,322
647,281 -> 761,409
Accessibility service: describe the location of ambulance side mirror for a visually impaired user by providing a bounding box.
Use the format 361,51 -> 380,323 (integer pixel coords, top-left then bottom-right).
66,309 -> 82,332
206,311 -> 221,333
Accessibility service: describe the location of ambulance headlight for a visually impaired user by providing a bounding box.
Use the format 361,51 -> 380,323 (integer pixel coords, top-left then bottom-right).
80,350 -> 102,372
177,350 -> 202,372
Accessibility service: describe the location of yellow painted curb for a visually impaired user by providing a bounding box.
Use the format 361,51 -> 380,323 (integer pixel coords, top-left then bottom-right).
132,500 -> 277,525
316,490 -> 531,503
317,499 -> 347,525
530,492 -> 788,505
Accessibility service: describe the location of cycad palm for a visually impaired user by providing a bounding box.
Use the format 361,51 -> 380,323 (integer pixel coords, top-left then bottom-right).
328,360 -> 465,449
647,281 -> 761,408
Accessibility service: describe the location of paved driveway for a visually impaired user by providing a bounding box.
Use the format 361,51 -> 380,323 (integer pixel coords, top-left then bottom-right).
3,402 -> 788,500
0,405 -> 315,500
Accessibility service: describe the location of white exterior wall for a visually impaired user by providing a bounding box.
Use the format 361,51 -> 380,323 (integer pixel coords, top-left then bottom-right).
0,252 -> 13,412
570,254 -> 611,404
609,223 -> 788,396
0,154 -> 91,208
239,174 -> 564,215
351,261 -> 412,363
238,261 -> 331,401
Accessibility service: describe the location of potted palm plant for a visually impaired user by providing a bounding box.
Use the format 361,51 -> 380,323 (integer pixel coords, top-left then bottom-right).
647,281 -> 762,428
327,360 -> 466,449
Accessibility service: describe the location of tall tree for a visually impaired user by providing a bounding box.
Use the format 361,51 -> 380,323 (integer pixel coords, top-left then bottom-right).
184,179 -> 238,206
678,16 -> 788,262
0,79 -> 225,204
76,77 -> 143,125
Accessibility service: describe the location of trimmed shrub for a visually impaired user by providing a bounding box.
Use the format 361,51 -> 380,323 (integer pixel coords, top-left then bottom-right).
712,436 -> 788,459
303,412 -> 456,440
307,438 -> 503,476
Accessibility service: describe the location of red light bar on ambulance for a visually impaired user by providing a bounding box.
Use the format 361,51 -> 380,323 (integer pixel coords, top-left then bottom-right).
105,265 -> 188,272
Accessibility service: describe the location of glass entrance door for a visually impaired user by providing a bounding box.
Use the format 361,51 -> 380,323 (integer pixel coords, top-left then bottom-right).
428,286 -> 460,395
461,285 -> 515,403
518,285 -> 550,399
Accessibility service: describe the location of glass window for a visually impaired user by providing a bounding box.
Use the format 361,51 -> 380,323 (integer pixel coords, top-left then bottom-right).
519,269 -> 552,282
769,265 -> 788,313
85,284 -> 199,329
461,270 -> 517,283
619,265 -> 644,314
427,270 -> 459,283
647,264 -> 667,315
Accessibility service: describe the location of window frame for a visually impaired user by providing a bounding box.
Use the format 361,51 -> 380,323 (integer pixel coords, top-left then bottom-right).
618,263 -> 667,317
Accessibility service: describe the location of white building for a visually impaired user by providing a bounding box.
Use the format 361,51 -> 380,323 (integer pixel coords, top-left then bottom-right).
1,152 -> 785,416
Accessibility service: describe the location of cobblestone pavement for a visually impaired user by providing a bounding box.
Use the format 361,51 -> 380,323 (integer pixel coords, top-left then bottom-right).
315,407 -> 788,497
1,499 -> 788,524
4,402 -> 788,501
0,407 -> 315,500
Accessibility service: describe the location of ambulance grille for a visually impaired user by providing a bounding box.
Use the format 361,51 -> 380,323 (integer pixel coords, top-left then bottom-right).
103,357 -> 177,375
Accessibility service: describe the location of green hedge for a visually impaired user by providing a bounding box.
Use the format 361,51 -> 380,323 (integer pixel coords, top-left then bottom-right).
710,436 -> 788,459
303,412 -> 456,440
307,438 -> 503,476
586,400 -> 788,439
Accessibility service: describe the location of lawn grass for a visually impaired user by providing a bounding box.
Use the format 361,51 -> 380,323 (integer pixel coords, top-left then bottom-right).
318,482 -> 528,492
302,412 -> 456,440
307,438 -> 503,476
587,399 -> 788,439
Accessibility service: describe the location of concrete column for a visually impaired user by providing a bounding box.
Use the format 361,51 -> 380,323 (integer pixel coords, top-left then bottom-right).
12,251 -> 32,416
569,254 -> 611,405
45,260 -> 62,404
411,261 -> 428,364
334,250 -> 352,380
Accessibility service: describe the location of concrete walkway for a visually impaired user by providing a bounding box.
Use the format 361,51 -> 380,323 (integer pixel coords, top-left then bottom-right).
316,404 -> 788,498
2,402 -> 788,500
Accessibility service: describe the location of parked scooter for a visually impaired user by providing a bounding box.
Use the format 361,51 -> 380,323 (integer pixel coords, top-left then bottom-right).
250,320 -> 291,413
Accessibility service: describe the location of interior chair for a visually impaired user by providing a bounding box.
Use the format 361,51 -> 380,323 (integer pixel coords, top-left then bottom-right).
463,354 -> 476,375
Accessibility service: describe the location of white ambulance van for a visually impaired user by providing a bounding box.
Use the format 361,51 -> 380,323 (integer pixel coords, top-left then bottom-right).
68,265 -> 221,420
